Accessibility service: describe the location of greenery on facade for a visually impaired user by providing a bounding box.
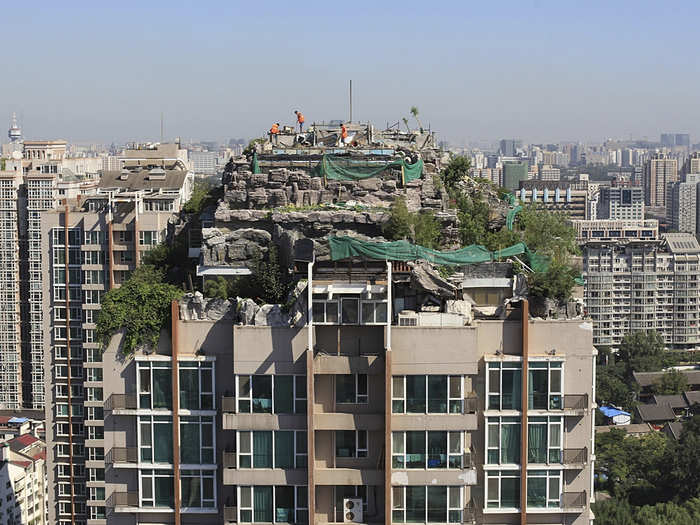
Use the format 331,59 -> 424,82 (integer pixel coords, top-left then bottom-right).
96,265 -> 183,355
182,180 -> 220,215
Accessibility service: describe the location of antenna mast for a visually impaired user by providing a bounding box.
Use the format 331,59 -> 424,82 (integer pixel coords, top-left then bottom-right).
349,80 -> 352,123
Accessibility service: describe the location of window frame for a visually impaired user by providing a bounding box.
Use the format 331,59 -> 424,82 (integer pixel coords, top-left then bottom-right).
392,375 -> 464,414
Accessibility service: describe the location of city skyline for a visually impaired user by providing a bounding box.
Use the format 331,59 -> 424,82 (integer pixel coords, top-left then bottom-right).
3,1 -> 700,144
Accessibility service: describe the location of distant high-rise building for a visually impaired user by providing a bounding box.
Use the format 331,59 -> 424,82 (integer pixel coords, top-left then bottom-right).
502,161 -> 528,191
675,133 -> 690,147
643,153 -> 678,208
682,151 -> 700,175
598,186 -> 644,220
667,178 -> 700,234
661,133 -> 690,148
498,139 -> 517,157
538,164 -> 560,181
190,150 -> 218,175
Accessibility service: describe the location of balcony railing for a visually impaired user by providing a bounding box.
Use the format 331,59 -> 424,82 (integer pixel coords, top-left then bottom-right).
562,447 -> 588,465
223,451 -> 237,468
561,491 -> 587,509
106,447 -> 138,464
106,491 -> 139,508
563,394 -> 589,411
222,396 -> 236,413
224,506 -> 238,522
105,393 -> 137,411
463,396 -> 478,414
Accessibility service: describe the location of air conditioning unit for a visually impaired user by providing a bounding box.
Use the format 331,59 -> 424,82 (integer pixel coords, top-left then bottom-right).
343,498 -> 363,523
398,311 -> 418,327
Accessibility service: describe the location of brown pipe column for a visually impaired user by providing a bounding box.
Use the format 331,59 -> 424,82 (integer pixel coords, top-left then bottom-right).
520,299 -> 529,524
107,221 -> 114,289
384,348 -> 392,524
63,205 -> 75,523
306,348 -> 315,524
171,300 -> 181,524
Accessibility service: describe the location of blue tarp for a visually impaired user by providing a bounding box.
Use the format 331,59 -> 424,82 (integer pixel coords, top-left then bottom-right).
598,406 -> 630,418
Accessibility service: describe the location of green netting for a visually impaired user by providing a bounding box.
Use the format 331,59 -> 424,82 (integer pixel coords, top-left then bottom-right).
311,154 -> 423,183
252,152 -> 261,174
329,235 -> 552,273
503,193 -> 516,206
506,205 -> 522,231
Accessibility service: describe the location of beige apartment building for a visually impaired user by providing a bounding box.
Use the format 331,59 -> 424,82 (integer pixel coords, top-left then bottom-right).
643,153 -> 678,209
41,163 -> 193,525
98,259 -> 595,525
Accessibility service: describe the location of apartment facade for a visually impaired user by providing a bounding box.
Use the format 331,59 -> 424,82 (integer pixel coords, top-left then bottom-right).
516,181 -> 589,219
0,433 -> 48,525
597,186 -> 644,220
643,153 -> 678,208
583,233 -> 700,349
42,167 -> 193,525
99,262 -> 595,525
573,219 -> 658,243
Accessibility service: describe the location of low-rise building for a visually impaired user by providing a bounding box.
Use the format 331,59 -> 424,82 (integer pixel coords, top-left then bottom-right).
0,433 -> 48,525
573,219 -> 658,242
516,181 -> 588,219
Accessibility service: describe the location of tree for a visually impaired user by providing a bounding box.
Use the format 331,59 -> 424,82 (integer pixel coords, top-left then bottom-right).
183,180 -> 215,215
617,331 -> 667,377
652,369 -> 689,395
96,265 -> 183,355
527,262 -> 578,303
597,363 -> 634,409
250,245 -> 292,305
518,205 -> 578,264
203,276 -> 231,300
243,137 -> 265,156
592,499 -> 635,525
413,211 -> 440,249
383,197 -> 412,241
410,106 -> 423,131
441,156 -> 471,192
666,415 -> 700,501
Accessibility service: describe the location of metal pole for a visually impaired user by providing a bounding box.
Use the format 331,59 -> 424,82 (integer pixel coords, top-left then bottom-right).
349,80 -> 353,123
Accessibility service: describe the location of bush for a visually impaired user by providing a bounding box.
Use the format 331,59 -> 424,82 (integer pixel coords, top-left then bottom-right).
441,156 -> 471,191
383,197 -> 412,241
527,262 -> 578,303
96,265 -> 183,355
383,197 -> 441,249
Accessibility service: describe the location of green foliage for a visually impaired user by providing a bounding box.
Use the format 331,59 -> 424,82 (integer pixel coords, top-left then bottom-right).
527,262 -> 578,303
597,363 -> 635,409
455,191 -> 489,246
518,205 -> 579,264
652,369 -> 689,395
96,265 -> 183,355
250,245 -> 292,304
617,331 -> 668,377
441,156 -> 471,192
183,180 -> 217,215
203,276 -> 231,300
591,498 -> 636,525
484,227 -> 521,253
593,498 -> 700,525
383,197 -> 441,249
243,138 -> 265,157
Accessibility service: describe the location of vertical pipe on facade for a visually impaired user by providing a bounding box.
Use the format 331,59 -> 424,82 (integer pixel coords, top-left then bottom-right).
520,299 -> 529,524
63,204 -> 75,523
384,261 -> 392,523
171,300 -> 181,524
133,196 -> 140,267
305,261 -> 315,524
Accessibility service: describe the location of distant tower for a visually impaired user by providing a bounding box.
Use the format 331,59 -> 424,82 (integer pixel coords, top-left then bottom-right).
8,113 -> 22,142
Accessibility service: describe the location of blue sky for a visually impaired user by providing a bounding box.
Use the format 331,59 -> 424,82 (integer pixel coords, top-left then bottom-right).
2,1 -> 698,145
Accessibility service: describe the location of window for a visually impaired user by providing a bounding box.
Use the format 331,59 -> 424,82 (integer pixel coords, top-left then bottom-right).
139,230 -> 161,246
89,487 -> 105,501
181,469 -> 215,509
528,416 -> 563,464
238,485 -> 308,524
87,447 -> 104,461
139,469 -> 174,508
527,470 -> 561,508
116,230 -> 133,243
486,470 -> 520,509
180,416 -> 215,465
392,375 -> 463,413
237,431 -> 307,469
392,432 -> 462,469
336,374 -> 368,404
486,417 -> 521,464
87,406 -> 103,421
487,362 -> 522,411
87,426 -> 104,440
139,416 -> 173,464
312,300 -> 338,324
179,361 -> 215,411
89,506 -> 106,519
137,361 -> 172,410
85,368 -> 102,382
528,361 -> 563,410
86,387 -> 103,402
335,431 -> 367,458
86,348 -> 103,363
360,300 -> 388,324
392,486 -> 463,523
87,468 -> 104,482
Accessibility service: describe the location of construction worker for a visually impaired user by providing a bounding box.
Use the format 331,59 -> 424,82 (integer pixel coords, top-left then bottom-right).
269,122 -> 280,144
339,122 -> 348,146
294,110 -> 305,133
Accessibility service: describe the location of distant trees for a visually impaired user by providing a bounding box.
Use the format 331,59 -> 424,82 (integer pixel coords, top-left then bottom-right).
652,369 -> 689,395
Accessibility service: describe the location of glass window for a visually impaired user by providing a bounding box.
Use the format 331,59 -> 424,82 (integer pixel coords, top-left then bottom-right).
238,486 -> 308,524
137,362 -> 171,410
139,416 -> 173,464
394,375 -> 463,414
527,470 -> 561,508
336,374 -> 368,404
528,361 -> 564,410
486,417 -> 520,464
428,376 -> 448,413
486,470 -> 520,509
139,469 -> 174,508
274,376 -> 294,414
180,416 -> 215,464
181,469 -> 215,509
487,362 -> 522,411
335,431 -> 367,458
312,300 -> 338,324
406,376 -> 426,413
341,298 -> 359,324
392,486 -> 462,523
180,361 -> 215,411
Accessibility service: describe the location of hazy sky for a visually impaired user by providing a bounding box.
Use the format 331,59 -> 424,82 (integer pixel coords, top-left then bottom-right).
2,1 -> 699,145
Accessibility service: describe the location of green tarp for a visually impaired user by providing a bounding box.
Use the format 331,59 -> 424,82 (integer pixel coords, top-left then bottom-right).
329,235 -> 552,273
252,152 -> 261,174
506,205 -> 522,231
311,154 -> 423,183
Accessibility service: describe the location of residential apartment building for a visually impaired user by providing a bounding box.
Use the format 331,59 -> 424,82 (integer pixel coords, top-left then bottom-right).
583,233 -> 700,349
643,153 -> 678,208
42,165 -> 193,525
538,164 -> 560,181
597,186 -> 644,220
573,219 -> 658,242
98,260 -> 595,525
667,178 -> 700,234
190,151 -> 218,175
0,433 -> 48,525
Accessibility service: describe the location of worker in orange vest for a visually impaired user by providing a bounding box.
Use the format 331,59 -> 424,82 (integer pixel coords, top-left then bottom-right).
339,123 -> 348,146
269,123 -> 280,144
294,110 -> 305,133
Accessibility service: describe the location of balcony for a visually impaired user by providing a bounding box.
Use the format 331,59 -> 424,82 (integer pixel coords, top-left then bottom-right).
563,394 -> 589,414
105,394 -> 137,415
106,491 -> 139,512
224,506 -> 238,522
105,447 -> 138,467
561,491 -> 587,511
562,447 -> 588,467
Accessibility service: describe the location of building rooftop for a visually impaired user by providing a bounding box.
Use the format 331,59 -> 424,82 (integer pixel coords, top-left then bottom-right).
652,394 -> 689,410
684,390 -> 700,406
633,369 -> 700,388
636,403 -> 676,423
595,423 -> 653,436
98,168 -> 188,192
662,233 -> 700,254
